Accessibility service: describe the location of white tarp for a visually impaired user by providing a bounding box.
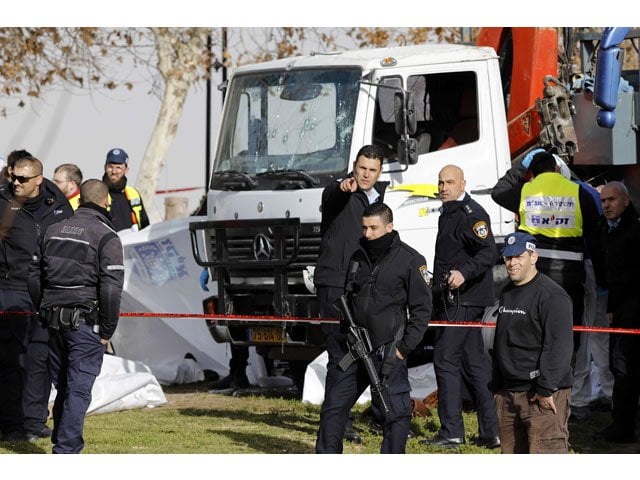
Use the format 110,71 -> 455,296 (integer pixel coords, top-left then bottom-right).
302,351 -> 437,405
49,355 -> 167,415
110,217 -> 274,386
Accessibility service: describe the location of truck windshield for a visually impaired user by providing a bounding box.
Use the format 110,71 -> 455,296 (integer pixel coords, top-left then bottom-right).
213,67 -> 361,188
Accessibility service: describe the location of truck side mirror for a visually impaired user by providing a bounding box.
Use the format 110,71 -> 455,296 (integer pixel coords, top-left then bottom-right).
397,136 -> 418,165
394,91 -> 417,136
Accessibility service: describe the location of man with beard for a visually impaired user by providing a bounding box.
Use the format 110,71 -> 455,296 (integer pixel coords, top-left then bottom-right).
0,156 -> 73,442
102,148 -> 149,232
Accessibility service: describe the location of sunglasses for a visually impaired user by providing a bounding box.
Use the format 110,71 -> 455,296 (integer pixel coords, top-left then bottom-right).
11,173 -> 40,184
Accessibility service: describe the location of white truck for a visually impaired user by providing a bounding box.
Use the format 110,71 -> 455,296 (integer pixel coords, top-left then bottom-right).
189,27 -> 640,386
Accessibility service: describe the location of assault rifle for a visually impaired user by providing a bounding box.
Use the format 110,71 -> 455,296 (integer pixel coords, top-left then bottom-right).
335,294 -> 390,415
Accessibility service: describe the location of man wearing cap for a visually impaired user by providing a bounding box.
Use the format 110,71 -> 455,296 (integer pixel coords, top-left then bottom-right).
102,148 -> 149,232
491,150 -> 599,355
491,231 -> 574,453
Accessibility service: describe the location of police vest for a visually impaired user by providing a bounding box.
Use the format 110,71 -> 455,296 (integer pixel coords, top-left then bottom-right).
519,172 -> 583,240
108,186 -> 144,227
68,191 -> 80,210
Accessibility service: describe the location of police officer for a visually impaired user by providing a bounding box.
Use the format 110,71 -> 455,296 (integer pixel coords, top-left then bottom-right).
491,150 -> 599,351
102,148 -> 149,232
0,155 -> 73,442
422,164 -> 500,448
315,144 -> 388,442
316,203 -> 431,454
28,179 -> 124,454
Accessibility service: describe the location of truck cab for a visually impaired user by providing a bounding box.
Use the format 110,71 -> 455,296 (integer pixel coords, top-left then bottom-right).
189,44 -> 514,374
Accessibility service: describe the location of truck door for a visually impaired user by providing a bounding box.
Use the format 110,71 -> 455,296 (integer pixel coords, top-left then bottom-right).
367,62 -> 509,267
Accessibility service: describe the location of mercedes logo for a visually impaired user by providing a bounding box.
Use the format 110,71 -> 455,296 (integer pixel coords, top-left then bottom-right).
253,233 -> 273,260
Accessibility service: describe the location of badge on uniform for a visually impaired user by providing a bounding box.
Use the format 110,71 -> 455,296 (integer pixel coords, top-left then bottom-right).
418,265 -> 432,286
473,221 -> 488,239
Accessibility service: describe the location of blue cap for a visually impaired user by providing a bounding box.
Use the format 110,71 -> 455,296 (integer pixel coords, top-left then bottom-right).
501,231 -> 537,257
106,148 -> 128,164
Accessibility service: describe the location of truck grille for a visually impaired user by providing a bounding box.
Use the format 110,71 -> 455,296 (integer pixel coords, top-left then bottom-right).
190,218 -> 321,279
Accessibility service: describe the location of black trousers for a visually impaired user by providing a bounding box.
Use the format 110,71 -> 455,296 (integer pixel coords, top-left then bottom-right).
609,297 -> 640,436
49,322 -> 106,453
433,304 -> 498,440
24,314 -> 51,434
316,286 -> 357,433
0,289 -> 32,435
316,340 -> 411,454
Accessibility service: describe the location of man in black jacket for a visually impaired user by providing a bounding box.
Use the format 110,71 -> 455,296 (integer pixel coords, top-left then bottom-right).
0,156 -> 73,442
422,164 -> 500,449
28,179 -> 124,453
492,231 -> 573,453
590,181 -> 640,443
314,144 -> 387,442
315,203 -> 431,453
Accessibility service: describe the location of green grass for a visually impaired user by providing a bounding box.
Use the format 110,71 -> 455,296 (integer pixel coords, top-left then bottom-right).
1,382 -> 638,454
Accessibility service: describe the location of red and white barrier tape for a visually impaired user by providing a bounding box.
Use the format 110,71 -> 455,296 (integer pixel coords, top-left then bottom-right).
3,310 -> 639,335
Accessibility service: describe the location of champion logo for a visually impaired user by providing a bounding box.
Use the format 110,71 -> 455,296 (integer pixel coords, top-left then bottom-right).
498,306 -> 527,315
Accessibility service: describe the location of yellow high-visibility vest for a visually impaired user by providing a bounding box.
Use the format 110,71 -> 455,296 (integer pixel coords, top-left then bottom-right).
108,186 -> 144,226
518,172 -> 583,238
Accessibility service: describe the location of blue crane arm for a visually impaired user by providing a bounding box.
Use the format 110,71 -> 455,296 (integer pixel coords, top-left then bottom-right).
594,27 -> 631,128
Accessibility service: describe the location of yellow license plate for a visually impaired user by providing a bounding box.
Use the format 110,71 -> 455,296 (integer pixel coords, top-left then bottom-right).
250,327 -> 286,343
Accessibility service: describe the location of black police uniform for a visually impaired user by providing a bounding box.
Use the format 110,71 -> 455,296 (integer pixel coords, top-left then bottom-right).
315,230 -> 431,454
28,203 -> 124,453
315,179 -> 388,439
0,179 -> 73,440
430,192 -> 499,444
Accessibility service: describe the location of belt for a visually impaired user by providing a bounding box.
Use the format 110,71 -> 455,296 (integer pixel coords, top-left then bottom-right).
536,248 -> 584,261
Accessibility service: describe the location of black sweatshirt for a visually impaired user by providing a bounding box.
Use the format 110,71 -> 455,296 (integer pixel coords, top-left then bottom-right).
491,272 -> 574,397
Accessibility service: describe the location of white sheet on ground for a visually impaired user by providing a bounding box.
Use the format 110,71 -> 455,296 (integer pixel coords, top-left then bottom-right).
111,217 -> 273,386
302,351 -> 436,405
49,355 -> 167,415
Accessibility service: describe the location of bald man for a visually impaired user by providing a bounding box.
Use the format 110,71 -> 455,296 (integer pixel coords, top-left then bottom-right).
421,165 -> 500,449
590,181 -> 640,443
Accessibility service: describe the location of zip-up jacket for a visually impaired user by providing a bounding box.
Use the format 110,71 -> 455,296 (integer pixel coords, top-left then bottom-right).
108,184 -> 150,231
314,178 -> 388,288
491,272 -> 574,397
347,231 -> 431,358
433,192 -> 497,308
28,204 -> 125,340
0,179 -> 73,290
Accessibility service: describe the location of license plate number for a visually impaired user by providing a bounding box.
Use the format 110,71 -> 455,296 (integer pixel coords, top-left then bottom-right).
250,327 -> 285,343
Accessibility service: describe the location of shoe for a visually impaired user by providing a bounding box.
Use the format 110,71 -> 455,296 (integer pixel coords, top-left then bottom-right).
595,425 -> 635,443
27,426 -> 52,439
419,433 -> 465,447
473,436 -> 501,448
368,419 -> 383,435
344,425 -> 362,444
1,430 -> 29,442
209,374 -> 251,390
570,405 -> 591,420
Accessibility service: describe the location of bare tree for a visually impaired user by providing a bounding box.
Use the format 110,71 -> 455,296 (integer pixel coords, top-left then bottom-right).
134,28 -> 210,205
1,27 -> 463,211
